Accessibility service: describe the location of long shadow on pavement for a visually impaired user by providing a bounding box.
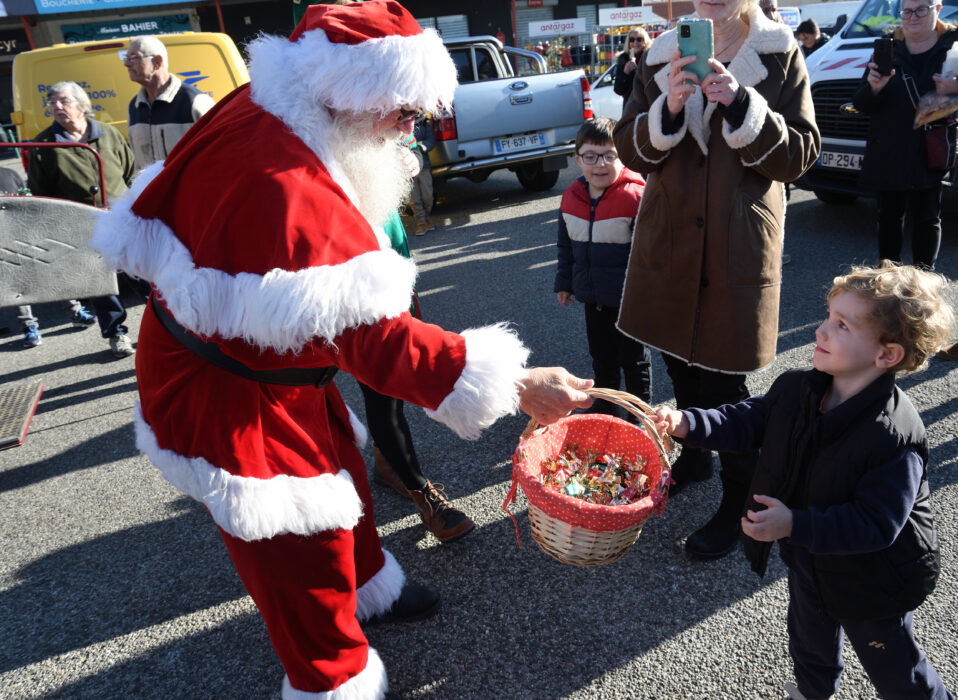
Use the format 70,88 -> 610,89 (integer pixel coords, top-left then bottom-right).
0,422 -> 139,493
0,497 -> 247,676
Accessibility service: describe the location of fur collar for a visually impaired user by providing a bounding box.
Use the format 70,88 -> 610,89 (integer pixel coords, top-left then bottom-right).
646,4 -> 796,74
645,3 -> 796,154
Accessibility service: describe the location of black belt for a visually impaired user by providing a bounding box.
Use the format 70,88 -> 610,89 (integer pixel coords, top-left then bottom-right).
150,295 -> 338,387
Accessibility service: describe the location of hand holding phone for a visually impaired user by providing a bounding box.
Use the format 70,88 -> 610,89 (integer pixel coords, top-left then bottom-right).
677,19 -> 714,84
873,37 -> 894,76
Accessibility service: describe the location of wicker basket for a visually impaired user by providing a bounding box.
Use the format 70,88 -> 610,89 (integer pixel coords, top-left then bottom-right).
503,388 -> 673,567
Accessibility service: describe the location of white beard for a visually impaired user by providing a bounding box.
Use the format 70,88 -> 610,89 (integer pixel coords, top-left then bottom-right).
331,114 -> 411,230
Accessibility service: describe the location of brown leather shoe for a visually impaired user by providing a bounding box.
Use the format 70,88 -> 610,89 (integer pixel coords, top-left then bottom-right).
408,481 -> 475,542
936,341 -> 958,361
373,448 -> 412,499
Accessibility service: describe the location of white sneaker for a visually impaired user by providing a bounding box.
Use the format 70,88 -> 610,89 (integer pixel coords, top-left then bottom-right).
110,334 -> 135,358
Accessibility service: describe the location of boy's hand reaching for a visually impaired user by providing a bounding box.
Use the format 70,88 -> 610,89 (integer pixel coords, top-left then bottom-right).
556,291 -> 574,307
742,494 -> 792,542
652,405 -> 688,439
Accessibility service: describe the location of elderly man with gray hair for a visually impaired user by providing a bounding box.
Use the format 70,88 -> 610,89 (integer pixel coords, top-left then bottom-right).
125,35 -> 215,170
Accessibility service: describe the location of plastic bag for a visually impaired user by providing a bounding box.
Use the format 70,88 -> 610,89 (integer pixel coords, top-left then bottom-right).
915,44 -> 958,127
914,91 -> 958,127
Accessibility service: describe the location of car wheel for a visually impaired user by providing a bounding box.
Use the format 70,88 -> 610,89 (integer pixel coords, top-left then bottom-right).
516,161 -> 560,192
813,189 -> 858,205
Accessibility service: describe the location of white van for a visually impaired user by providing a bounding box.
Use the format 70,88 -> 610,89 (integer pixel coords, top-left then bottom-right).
799,1 -> 864,33
797,0 -> 958,203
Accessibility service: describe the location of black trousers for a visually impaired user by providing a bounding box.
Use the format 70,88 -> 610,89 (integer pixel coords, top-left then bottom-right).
662,353 -> 758,486
358,382 -> 427,491
876,186 -> 943,270
787,555 -> 953,699
584,303 -> 652,405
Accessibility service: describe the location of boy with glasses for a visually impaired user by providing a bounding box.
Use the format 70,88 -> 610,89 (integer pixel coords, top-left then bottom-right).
555,117 -> 652,412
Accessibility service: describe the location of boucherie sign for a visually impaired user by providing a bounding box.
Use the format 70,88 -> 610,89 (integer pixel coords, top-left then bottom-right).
528,17 -> 586,37
598,6 -> 663,25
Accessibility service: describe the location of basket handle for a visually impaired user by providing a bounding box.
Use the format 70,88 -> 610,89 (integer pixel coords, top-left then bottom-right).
520,387 -> 674,461
505,388 -> 674,551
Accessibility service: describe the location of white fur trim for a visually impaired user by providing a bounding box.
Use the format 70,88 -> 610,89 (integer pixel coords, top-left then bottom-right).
647,93 -> 688,153
613,328 -> 775,375
633,113 -> 668,165
246,28 -> 456,212
722,85 -> 769,150
642,5 -> 796,157
355,549 -> 405,621
250,29 -> 456,119
645,7 -> 795,73
346,404 -> 368,449
425,323 -> 530,440
741,113 -> 787,168
133,402 -> 363,540
91,165 -> 416,354
281,648 -> 387,699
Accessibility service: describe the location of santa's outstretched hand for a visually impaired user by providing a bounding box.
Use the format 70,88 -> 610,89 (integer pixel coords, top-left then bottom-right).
518,368 -> 594,425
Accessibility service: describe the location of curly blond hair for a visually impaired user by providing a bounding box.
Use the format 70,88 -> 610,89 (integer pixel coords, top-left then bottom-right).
828,261 -> 954,374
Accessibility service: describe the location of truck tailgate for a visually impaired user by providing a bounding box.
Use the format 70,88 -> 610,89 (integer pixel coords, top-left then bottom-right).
453,70 -> 585,141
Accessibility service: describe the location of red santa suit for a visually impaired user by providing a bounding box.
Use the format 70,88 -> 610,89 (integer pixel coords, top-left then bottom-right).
91,3 -> 529,698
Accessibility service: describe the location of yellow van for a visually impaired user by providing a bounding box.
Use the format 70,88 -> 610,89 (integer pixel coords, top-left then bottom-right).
10,32 -> 249,141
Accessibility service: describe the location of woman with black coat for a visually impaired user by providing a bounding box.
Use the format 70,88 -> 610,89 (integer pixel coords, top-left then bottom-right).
852,0 -> 958,270
613,27 -> 651,110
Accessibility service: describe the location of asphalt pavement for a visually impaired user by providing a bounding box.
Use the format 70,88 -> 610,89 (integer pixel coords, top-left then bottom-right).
1,167 -> 957,700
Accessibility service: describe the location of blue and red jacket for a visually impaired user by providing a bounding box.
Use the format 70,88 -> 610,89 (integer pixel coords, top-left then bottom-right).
554,168 -> 645,307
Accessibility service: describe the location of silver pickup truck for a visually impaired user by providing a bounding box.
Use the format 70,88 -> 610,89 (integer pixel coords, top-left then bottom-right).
431,36 -> 591,191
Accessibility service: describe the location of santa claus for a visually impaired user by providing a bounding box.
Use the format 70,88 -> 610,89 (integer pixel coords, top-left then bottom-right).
92,1 -> 592,697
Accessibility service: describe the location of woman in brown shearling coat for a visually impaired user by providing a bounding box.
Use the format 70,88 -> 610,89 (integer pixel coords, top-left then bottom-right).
612,0 -> 819,560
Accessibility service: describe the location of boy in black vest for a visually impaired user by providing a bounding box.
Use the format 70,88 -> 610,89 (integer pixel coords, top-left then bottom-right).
653,262 -> 954,700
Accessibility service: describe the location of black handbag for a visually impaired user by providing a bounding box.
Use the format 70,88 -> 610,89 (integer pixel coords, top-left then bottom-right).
924,119 -> 958,170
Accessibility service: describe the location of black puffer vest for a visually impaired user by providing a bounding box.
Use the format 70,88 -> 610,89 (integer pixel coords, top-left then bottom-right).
744,369 -> 939,620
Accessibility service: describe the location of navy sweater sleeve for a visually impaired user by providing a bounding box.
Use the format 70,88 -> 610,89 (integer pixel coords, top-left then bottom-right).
554,208 -> 573,294
680,395 -> 768,453
789,447 -> 923,555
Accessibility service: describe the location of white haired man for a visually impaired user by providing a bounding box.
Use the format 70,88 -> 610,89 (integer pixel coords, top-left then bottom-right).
125,35 -> 214,170
92,2 -> 593,698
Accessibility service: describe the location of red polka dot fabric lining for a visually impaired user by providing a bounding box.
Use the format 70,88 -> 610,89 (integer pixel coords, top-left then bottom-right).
504,414 -> 669,533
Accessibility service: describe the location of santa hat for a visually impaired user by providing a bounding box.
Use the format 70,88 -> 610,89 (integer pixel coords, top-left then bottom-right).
247,0 -> 457,118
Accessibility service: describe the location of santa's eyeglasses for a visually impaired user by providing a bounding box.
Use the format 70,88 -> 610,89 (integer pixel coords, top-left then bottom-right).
397,106 -> 423,121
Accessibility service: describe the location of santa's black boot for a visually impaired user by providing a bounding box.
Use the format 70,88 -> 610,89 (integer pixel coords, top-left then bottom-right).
372,582 -> 440,623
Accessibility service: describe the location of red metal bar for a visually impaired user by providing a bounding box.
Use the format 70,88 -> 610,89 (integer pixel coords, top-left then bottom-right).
8,141 -> 109,209
214,0 -> 226,33
19,16 -> 35,50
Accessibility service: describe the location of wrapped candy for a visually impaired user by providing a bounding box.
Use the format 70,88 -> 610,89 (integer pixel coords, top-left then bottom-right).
537,444 -> 652,505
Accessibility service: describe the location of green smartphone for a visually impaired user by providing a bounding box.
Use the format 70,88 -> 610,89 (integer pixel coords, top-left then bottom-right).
677,19 -> 714,84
